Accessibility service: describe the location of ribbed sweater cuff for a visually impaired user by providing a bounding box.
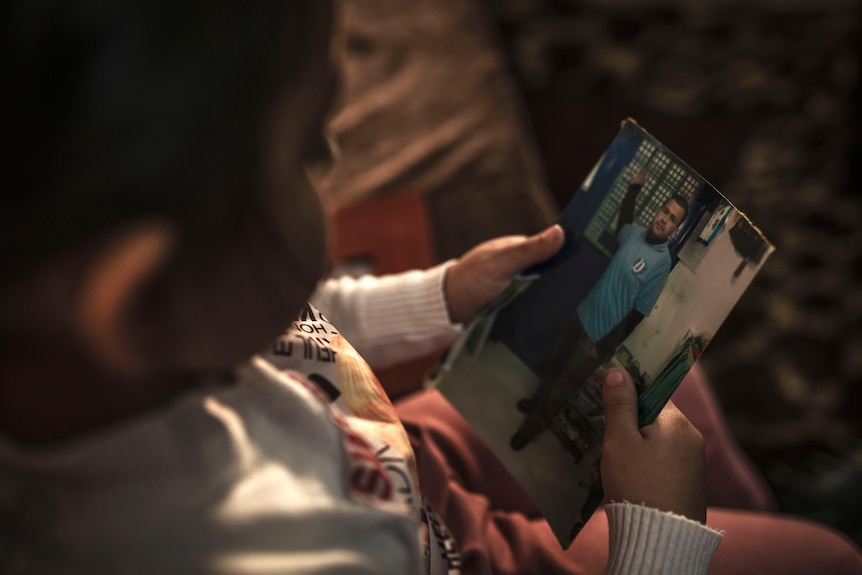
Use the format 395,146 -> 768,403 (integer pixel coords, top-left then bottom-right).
358,261 -> 461,345
604,502 -> 723,575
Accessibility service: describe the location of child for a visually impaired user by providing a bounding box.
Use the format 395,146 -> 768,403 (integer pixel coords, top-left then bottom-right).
2,1 -> 859,573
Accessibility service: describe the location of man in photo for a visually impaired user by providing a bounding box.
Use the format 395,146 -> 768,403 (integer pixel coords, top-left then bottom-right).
511,167 -> 689,450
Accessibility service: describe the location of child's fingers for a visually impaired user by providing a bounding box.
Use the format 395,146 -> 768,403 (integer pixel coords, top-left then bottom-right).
602,368 -> 640,441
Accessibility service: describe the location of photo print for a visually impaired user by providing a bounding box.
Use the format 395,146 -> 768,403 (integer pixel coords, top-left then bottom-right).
426,119 -> 774,547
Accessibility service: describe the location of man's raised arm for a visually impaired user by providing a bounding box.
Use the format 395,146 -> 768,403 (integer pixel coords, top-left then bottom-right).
616,168 -> 648,233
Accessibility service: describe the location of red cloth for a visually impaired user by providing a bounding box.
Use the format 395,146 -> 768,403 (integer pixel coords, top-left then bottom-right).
396,364 -> 862,574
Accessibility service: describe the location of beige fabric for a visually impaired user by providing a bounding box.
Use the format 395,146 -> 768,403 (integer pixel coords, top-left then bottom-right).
310,0 -> 558,260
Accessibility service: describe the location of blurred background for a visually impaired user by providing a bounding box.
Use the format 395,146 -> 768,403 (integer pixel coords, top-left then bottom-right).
486,0 -> 862,543
320,0 -> 862,544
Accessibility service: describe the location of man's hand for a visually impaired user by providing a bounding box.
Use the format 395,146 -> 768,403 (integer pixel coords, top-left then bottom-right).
444,225 -> 564,324
630,167 -> 648,186
601,368 -> 707,523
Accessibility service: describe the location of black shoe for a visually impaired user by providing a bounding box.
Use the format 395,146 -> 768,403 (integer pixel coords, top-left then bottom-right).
510,431 -> 529,451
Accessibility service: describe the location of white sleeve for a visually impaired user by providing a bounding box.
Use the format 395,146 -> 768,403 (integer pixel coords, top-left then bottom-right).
604,502 -> 723,575
310,262 -> 461,368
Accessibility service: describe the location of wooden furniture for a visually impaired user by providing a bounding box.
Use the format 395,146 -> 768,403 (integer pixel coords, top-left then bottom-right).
330,190 -> 444,398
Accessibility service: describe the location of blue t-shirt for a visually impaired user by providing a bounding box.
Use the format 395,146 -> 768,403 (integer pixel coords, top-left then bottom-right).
577,224 -> 671,343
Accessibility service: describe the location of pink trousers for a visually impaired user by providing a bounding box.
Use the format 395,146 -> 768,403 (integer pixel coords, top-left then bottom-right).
395,364 -> 862,574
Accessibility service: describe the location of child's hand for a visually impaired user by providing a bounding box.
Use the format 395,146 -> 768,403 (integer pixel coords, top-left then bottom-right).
601,368 -> 707,523
444,225 -> 564,324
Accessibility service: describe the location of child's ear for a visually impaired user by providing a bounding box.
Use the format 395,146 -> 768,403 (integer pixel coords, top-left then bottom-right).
74,220 -> 176,374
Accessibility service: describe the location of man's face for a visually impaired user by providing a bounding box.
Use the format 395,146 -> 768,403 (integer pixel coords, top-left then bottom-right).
649,199 -> 685,241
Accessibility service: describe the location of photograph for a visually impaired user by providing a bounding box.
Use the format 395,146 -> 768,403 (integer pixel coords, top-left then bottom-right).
429,119 -> 774,547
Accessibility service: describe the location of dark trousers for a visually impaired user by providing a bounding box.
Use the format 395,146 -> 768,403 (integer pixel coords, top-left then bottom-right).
510,316 -> 608,449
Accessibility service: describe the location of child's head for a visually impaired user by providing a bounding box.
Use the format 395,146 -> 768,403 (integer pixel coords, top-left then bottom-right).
1,0 -> 336,426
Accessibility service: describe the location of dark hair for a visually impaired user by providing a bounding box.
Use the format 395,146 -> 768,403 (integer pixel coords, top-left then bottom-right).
667,194 -> 689,223
2,1 -> 311,286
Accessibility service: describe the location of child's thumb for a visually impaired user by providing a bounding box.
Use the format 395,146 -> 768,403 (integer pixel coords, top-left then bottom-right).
603,369 -> 639,438
500,225 -> 564,275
